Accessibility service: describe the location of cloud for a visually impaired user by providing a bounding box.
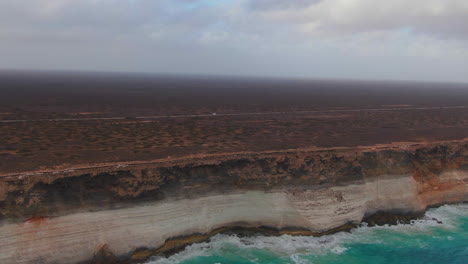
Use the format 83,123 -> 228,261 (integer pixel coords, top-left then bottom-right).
0,0 -> 467,82
248,0 -> 468,39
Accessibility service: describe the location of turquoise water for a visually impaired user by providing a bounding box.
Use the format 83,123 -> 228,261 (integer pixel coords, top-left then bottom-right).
145,204 -> 468,264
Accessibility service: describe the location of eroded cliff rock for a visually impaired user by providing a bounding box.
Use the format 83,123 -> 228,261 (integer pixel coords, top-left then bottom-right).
0,140 -> 467,264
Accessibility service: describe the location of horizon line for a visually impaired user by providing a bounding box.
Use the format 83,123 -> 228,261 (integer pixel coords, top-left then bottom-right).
1,68 -> 468,86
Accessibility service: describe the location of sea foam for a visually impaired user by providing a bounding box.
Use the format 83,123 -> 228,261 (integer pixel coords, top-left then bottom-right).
144,204 -> 468,264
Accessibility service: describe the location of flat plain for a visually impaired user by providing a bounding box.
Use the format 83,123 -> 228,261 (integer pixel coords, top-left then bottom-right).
1,71 -> 467,173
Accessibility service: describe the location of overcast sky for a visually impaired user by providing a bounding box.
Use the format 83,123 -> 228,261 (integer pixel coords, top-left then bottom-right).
1,0 -> 468,82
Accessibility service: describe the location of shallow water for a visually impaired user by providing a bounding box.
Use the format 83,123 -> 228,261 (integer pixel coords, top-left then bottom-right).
144,204 -> 468,264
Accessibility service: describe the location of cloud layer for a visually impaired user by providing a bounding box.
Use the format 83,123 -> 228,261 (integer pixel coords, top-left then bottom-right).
1,0 -> 467,82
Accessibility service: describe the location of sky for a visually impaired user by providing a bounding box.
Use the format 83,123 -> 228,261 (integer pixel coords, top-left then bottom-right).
1,0 -> 468,82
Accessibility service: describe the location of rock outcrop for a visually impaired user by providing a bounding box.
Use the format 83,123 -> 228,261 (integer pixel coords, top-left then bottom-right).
0,140 -> 467,264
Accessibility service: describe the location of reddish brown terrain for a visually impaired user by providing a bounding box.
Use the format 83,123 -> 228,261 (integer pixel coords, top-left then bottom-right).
0,71 -> 468,174
0,71 -> 467,264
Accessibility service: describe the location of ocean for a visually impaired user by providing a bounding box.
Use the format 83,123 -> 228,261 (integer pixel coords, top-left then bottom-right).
144,204 -> 468,264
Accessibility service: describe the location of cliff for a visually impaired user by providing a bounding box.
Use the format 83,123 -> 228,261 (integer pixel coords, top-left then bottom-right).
0,140 -> 467,264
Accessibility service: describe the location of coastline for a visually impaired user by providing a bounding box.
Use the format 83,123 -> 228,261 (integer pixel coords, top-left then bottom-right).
0,140 -> 467,264
122,202 -> 463,264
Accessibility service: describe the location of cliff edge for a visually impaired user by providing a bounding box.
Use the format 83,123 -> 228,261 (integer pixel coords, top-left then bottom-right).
0,140 -> 467,264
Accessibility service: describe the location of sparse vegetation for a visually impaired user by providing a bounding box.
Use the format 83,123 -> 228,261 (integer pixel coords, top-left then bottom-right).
1,79 -> 468,174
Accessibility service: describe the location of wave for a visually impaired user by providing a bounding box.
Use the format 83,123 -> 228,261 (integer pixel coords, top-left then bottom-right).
143,204 -> 468,264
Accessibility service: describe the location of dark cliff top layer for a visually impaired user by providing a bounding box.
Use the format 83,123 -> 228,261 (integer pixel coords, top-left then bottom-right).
1,139 -> 466,223
0,71 -> 467,173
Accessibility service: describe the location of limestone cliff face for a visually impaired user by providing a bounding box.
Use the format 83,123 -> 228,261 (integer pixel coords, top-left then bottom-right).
0,141 -> 467,264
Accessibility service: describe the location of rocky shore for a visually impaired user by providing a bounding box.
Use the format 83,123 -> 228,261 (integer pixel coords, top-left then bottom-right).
0,140 -> 467,264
